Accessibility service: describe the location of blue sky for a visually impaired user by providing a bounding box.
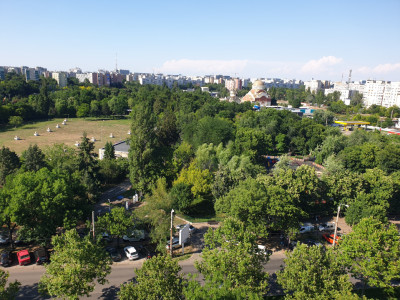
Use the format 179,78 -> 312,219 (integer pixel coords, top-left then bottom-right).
1,0 -> 399,81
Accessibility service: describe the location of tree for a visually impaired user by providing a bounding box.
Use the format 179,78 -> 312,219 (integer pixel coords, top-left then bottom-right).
39,229 -> 112,299
96,207 -> 133,248
277,243 -> 353,299
0,269 -> 20,299
339,217 -> 400,295
8,115 -> 23,128
3,168 -> 88,243
119,255 -> 184,300
103,141 -> 115,160
78,132 -> 100,201
129,103 -> 160,193
0,146 -> 20,185
169,182 -> 193,214
22,144 -> 46,172
195,218 -> 269,295
313,109 -> 335,126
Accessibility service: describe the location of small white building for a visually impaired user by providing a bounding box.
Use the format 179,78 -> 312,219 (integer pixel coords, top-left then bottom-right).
99,141 -> 129,160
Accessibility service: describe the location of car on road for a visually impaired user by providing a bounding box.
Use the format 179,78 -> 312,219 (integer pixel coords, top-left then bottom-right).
17,249 -> 31,265
166,237 -> 181,250
123,230 -> 145,242
257,245 -> 272,256
34,247 -> 48,265
0,252 -> 12,267
124,246 -> 139,260
319,222 -> 335,231
105,247 -> 122,262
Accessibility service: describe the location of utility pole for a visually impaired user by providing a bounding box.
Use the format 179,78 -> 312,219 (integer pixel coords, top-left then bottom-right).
332,204 -> 348,248
92,211 -> 95,240
170,209 -> 174,257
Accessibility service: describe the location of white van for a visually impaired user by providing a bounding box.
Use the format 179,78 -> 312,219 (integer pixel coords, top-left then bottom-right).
319,222 -> 335,231
299,223 -> 315,234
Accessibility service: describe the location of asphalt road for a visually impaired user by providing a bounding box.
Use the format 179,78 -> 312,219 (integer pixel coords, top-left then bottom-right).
5,253 -> 285,299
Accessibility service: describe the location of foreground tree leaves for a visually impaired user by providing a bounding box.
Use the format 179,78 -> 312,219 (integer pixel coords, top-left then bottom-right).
277,243 -> 354,299
119,255 -> 183,300
195,217 -> 269,296
339,217 -> 400,296
39,229 -> 112,300
0,269 -> 20,300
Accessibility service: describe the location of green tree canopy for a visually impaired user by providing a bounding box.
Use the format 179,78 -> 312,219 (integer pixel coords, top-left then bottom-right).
22,144 -> 46,172
0,146 -> 20,185
339,217 -> 400,295
39,229 -> 112,299
119,255 -> 183,300
277,243 -> 353,299
195,218 -> 269,295
0,269 -> 20,299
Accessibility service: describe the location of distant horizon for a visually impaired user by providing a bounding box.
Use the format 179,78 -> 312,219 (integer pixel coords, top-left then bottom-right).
2,63 -> 399,83
1,0 -> 399,82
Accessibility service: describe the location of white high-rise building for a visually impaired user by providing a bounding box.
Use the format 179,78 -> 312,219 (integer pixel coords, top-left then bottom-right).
52,72 -> 67,88
363,80 -> 400,107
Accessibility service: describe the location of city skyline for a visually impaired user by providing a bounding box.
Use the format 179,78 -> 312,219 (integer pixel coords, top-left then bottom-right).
1,0 -> 399,81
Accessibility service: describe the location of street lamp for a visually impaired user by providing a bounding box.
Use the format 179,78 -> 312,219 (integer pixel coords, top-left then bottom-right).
170,209 -> 175,257
332,204 -> 348,248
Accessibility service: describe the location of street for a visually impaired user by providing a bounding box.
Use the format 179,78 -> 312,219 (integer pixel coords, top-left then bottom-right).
5,252 -> 286,299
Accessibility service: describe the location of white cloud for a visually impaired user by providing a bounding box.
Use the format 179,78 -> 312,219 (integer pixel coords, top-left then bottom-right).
358,63 -> 400,74
300,56 -> 343,73
158,59 -> 249,75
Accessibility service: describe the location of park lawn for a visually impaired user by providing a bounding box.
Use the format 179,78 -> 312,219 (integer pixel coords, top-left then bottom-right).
0,117 -> 131,155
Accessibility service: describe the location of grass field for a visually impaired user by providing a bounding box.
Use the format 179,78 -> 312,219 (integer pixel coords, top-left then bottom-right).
0,117 -> 131,155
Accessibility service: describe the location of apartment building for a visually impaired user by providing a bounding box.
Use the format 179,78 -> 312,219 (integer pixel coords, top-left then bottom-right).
52,72 -> 67,88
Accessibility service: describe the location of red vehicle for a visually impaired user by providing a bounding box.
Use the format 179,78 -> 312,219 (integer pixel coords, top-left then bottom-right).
322,233 -> 341,245
17,250 -> 31,265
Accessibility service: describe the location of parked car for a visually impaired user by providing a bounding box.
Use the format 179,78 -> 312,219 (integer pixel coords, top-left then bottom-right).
101,232 -> 112,243
299,223 -> 315,234
176,224 -> 196,235
105,247 -> 122,262
257,245 -> 272,256
123,230 -> 145,242
0,252 -> 12,267
322,233 -> 341,245
166,237 -> 181,250
305,239 -> 323,247
0,235 -> 9,245
319,222 -> 335,231
34,247 -> 48,265
17,249 -> 31,265
124,246 -> 139,260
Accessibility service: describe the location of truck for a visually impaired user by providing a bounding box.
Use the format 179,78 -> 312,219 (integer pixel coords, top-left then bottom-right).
17,249 -> 31,266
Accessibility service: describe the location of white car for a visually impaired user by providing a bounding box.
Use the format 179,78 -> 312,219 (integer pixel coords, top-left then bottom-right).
299,223 -> 315,234
123,230 -> 145,242
176,224 -> 196,235
124,246 -> 139,260
319,222 -> 335,231
166,237 -> 180,250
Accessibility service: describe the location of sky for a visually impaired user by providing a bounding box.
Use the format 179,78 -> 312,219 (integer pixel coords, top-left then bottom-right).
1,0 -> 399,81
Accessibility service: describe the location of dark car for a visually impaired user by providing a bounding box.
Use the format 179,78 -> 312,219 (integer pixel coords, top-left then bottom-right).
0,252 -> 12,267
105,247 -> 121,262
34,247 -> 48,265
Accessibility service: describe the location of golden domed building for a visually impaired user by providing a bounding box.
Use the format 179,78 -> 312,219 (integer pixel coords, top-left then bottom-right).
241,80 -> 271,107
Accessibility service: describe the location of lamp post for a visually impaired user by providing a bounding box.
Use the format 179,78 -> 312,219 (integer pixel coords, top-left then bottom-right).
170,209 -> 175,257
332,204 -> 348,248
